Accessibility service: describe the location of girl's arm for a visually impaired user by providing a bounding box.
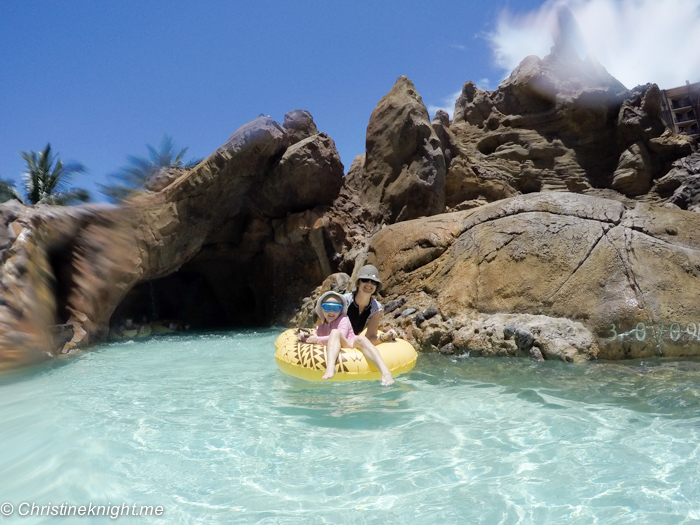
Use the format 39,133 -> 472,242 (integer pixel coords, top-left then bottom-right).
298,327 -> 319,343
312,324 -> 328,344
306,318 -> 324,343
316,317 -> 353,345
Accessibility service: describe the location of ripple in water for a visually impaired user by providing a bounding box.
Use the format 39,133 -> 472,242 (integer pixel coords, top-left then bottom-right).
1,329 -> 700,524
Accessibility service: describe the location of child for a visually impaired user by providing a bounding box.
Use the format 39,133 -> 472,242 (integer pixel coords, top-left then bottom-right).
298,291 -> 355,381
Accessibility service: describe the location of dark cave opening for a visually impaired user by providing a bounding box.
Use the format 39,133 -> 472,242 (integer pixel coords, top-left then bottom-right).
109,257 -> 268,332
47,242 -> 77,326
107,215 -> 337,335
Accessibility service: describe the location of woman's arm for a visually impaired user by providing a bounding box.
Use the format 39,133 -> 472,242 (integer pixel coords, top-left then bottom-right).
365,313 -> 397,343
365,312 -> 382,344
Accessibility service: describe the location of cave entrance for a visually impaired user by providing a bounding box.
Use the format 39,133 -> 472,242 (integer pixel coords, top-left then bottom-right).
107,219 -> 336,335
109,257 -> 266,332
47,242 -> 76,326
47,240 -> 80,349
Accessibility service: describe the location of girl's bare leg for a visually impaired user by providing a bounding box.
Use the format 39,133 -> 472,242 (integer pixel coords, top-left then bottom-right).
322,329 -> 342,380
353,335 -> 394,386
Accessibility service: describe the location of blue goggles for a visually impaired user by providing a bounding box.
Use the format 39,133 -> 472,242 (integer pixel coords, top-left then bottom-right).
321,302 -> 343,313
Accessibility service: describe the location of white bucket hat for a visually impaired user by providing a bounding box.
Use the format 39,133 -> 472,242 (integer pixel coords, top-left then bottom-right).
315,291 -> 348,319
354,264 -> 382,292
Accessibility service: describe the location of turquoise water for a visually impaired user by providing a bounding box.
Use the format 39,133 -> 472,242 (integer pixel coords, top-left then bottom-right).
1,330 -> 700,524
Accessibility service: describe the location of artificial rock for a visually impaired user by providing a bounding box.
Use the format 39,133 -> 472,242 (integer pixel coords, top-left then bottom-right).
1,46 -> 700,369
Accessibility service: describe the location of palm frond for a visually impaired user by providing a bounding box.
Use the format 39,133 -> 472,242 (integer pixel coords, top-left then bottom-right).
0,179 -> 25,204
98,183 -> 140,203
20,144 -> 86,205
39,188 -> 90,206
101,135 -> 194,203
185,157 -> 202,168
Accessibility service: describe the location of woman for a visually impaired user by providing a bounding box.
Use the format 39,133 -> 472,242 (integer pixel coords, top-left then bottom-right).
343,265 -> 396,386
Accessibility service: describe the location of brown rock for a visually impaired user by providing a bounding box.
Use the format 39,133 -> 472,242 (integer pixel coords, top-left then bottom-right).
255,133 -> 344,217
282,109 -> 319,145
345,76 -> 446,223
447,157 -> 521,207
0,111 -> 348,369
3,60 -> 700,372
650,152 -> 700,205
145,166 -> 190,192
611,142 -> 653,196
616,84 -> 666,146
454,81 -> 496,128
448,45 -> 690,201
431,109 -> 458,168
368,192 -> 700,360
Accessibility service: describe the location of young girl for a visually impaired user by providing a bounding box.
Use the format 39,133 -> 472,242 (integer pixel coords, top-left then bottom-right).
298,291 -> 355,381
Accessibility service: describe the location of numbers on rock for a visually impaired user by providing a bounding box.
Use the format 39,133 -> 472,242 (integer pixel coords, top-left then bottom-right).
606,321 -> 700,343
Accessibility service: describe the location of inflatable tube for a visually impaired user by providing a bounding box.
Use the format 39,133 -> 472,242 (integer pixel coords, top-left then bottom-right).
274,329 -> 417,381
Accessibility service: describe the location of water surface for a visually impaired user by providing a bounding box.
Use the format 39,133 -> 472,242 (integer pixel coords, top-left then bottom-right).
1,330 -> 700,524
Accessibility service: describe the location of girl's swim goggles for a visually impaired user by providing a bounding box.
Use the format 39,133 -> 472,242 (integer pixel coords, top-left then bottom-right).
321,302 -> 343,313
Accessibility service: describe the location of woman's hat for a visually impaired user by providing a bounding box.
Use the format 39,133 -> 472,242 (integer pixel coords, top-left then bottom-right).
315,291 -> 348,319
355,264 -> 382,291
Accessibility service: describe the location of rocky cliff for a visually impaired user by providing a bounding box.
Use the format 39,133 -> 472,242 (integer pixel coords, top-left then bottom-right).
1,46 -> 698,370
366,193 -> 700,361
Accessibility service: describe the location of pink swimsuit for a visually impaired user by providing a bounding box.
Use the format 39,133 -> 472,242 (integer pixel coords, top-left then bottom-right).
315,314 -> 356,346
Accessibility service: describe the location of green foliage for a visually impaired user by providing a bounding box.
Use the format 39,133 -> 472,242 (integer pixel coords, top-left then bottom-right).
0,178 -> 24,204
0,144 -> 89,206
100,135 -> 200,203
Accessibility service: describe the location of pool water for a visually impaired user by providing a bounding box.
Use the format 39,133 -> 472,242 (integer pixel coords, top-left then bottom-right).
1,329 -> 700,524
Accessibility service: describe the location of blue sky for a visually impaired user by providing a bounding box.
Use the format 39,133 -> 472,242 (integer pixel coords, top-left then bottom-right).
1,0 -> 698,203
0,0 -> 544,201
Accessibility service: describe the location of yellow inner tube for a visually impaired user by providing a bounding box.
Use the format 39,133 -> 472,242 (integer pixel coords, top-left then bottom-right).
274,329 -> 417,381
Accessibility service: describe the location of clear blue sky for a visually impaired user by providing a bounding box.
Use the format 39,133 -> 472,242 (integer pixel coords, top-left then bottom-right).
0,0 -> 552,202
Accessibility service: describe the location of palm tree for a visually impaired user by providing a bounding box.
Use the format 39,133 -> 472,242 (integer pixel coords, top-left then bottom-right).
101,135 -> 201,202
0,177 -> 24,204
19,144 -> 89,205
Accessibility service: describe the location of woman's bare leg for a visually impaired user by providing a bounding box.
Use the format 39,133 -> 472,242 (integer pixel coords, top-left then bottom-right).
353,335 -> 394,386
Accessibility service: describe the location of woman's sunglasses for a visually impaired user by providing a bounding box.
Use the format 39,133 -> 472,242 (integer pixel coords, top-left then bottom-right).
359,278 -> 377,284
321,302 -> 343,313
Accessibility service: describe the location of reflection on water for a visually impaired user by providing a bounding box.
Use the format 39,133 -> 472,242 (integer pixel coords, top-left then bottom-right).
275,382 -> 416,429
1,330 -> 700,524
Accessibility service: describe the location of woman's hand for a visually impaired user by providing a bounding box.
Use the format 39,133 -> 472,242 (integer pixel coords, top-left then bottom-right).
382,329 -> 397,342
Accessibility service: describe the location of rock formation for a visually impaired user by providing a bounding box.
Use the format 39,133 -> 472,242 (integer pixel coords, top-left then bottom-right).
1,44 -> 699,370
649,152 -> 700,211
366,193 -> 700,361
447,48 -> 694,204
0,112 -> 344,370
342,76 -> 446,224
